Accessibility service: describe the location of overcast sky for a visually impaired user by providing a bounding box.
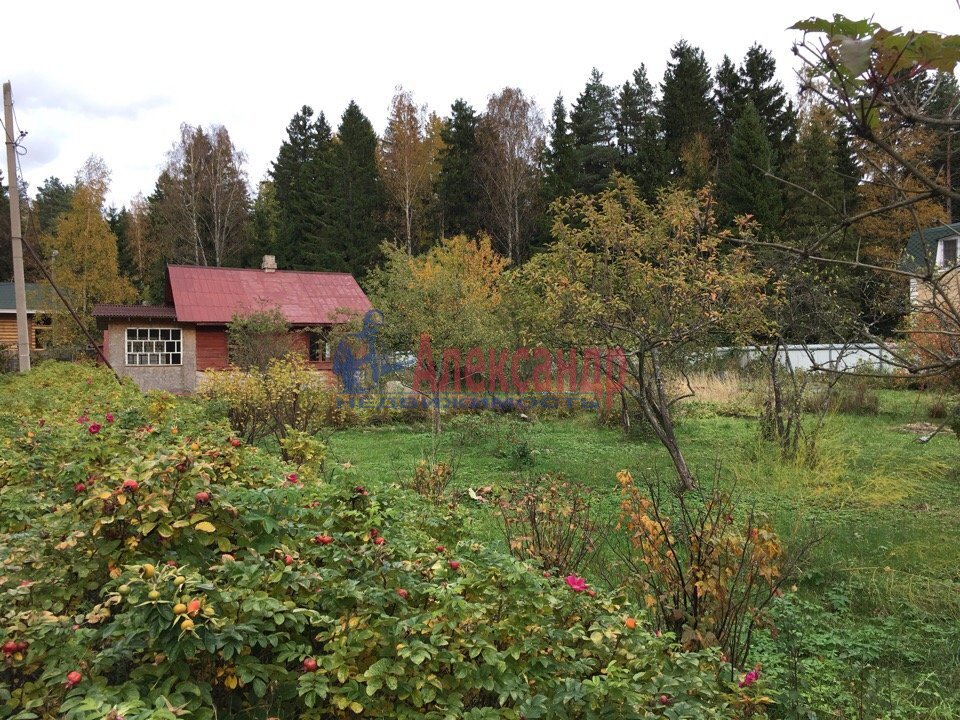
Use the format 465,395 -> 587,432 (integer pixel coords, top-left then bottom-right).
5,1 -> 959,207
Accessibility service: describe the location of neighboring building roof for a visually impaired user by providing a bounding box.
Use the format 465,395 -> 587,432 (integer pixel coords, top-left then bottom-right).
902,223 -> 960,272
0,282 -> 59,314
92,304 -> 178,320
164,265 -> 372,324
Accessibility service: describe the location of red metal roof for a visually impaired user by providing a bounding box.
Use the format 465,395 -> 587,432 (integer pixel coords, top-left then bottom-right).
165,265 -> 371,324
92,304 -> 178,319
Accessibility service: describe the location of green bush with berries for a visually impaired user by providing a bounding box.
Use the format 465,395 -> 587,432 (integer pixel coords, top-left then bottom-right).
0,363 -> 768,719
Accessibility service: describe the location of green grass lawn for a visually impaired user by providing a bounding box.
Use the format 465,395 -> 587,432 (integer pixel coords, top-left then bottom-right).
322,388 -> 960,718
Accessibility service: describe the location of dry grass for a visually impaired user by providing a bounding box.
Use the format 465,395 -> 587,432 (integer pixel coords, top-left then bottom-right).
671,370 -> 762,414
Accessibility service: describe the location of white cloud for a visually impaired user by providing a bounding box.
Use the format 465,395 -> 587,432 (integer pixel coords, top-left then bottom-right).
7,0 -> 959,206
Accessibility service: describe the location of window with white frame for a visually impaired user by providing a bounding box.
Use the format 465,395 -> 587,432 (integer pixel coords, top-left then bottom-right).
941,236 -> 958,267
126,328 -> 182,366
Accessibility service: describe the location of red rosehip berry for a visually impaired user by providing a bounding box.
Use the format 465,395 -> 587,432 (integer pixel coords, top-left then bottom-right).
122,479 -> 139,493
2,641 -> 17,655
74,483 -> 86,493
397,588 -> 409,599
66,670 -> 83,687
313,534 -> 333,545
373,536 -> 386,546
284,555 -> 294,566
194,491 -> 211,504
659,695 -> 670,706
435,545 -> 446,553
229,437 -> 240,447
287,473 -> 299,484
302,657 -> 318,672
448,561 -> 461,571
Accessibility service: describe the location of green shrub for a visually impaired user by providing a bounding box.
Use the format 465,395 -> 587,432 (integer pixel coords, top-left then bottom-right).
199,355 -> 342,445
0,363 -> 766,719
226,306 -> 293,371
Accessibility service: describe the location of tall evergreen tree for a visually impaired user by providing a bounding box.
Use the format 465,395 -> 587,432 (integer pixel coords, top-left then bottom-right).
435,100 -> 483,238
326,101 -> 387,277
716,100 -> 781,231
543,95 -> 578,202
780,105 -> 846,239
739,45 -> 796,159
32,177 -> 75,237
270,106 -> 333,269
570,69 -> 618,194
659,41 -> 717,177
615,65 -> 666,201
713,55 -> 743,148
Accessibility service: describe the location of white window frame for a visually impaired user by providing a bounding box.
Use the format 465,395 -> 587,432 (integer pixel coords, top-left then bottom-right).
938,236 -> 958,268
125,327 -> 183,366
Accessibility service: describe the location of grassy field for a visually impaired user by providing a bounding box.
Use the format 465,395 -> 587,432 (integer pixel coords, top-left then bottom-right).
321,386 -> 960,718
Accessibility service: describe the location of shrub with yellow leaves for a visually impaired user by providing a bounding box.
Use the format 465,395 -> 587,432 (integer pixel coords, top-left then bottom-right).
613,469 -> 816,669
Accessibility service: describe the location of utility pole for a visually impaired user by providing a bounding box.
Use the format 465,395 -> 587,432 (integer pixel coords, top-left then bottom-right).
3,81 -> 30,372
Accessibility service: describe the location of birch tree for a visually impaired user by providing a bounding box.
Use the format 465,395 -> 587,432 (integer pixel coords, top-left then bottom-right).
477,88 -> 545,263
378,89 -> 443,254
153,124 -> 251,267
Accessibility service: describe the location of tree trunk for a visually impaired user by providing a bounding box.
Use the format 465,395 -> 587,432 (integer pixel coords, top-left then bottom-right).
631,349 -> 697,491
431,390 -> 441,434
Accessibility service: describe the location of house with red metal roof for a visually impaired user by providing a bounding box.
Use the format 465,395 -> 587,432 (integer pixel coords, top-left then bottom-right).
92,256 -> 372,392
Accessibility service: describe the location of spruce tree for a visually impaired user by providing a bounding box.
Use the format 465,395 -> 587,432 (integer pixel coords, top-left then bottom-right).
543,95 -> 578,202
327,101 -> 387,277
435,99 -> 483,238
713,56 -> 743,150
271,106 -> 333,270
570,69 -> 618,194
716,100 -> 781,232
615,65 -> 666,201
739,45 -> 797,159
659,41 -> 717,177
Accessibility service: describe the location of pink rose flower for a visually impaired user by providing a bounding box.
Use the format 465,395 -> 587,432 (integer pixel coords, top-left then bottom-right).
564,574 -> 588,592
88,423 -> 102,434
105,413 -> 115,423
739,668 -> 760,688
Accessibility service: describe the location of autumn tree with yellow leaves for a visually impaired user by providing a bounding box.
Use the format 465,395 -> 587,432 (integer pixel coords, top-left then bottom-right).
367,234 -> 510,432
518,176 -> 776,489
41,156 -> 136,346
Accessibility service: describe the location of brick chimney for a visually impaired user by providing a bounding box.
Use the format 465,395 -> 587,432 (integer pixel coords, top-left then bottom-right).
261,255 -> 277,272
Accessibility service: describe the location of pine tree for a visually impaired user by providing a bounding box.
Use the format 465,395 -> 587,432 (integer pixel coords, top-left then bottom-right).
615,65 -> 666,201
716,100 -> 781,232
326,101 -> 387,277
31,177 -> 74,237
435,100 -> 483,238
543,95 -> 578,202
570,69 -> 618,194
659,41 -> 717,177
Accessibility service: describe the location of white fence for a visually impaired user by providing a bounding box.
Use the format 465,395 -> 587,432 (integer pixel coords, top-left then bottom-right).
714,343 -> 899,373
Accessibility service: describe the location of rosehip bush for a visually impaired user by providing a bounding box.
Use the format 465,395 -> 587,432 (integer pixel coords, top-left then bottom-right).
0,363 -> 767,719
